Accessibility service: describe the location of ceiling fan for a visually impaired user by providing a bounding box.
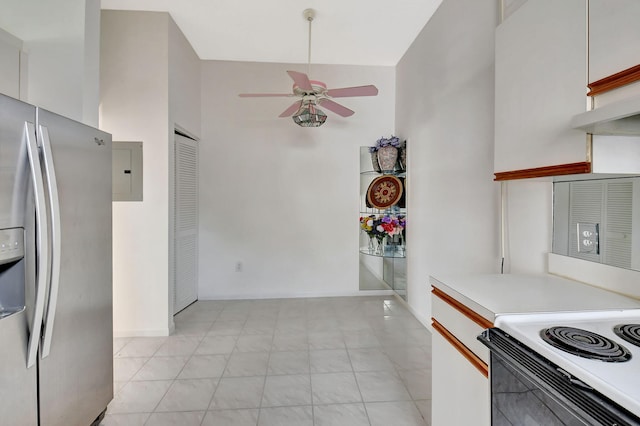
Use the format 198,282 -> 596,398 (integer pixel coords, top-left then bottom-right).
238,9 -> 379,127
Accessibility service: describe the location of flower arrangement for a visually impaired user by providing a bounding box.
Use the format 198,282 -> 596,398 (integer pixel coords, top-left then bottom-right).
368,135 -> 402,153
359,214 -> 406,240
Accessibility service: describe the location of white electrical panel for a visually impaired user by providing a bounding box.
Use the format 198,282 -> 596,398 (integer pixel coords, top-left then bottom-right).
112,141 -> 143,202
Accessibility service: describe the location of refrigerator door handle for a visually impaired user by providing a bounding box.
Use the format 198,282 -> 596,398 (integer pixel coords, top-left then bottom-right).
38,125 -> 61,359
24,122 -> 50,368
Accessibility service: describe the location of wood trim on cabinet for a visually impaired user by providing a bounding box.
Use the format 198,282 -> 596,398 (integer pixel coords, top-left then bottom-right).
493,162 -> 591,181
588,64 -> 640,97
432,318 -> 489,378
431,287 -> 494,329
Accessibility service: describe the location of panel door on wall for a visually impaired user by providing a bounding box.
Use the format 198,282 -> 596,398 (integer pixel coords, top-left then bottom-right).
494,0 -> 588,174
174,133 -> 198,314
0,30 -> 22,98
589,0 -> 640,83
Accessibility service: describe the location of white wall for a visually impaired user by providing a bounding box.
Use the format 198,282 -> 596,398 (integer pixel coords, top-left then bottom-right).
101,10 -> 202,336
101,10 -> 171,336
199,61 -> 395,299
168,22 -> 201,139
395,0 -> 501,324
502,180 -> 553,274
168,15 -> 202,326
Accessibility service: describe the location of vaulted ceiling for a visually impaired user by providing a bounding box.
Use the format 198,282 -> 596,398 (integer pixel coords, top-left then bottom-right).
100,0 -> 443,66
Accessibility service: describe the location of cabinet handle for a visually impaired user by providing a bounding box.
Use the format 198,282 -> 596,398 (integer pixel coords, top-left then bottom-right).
493,162 -> 591,181
588,63 -> 640,96
431,287 -> 493,329
432,318 -> 488,378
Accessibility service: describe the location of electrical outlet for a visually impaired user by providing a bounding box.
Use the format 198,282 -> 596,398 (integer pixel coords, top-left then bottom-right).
577,222 -> 599,254
235,261 -> 243,272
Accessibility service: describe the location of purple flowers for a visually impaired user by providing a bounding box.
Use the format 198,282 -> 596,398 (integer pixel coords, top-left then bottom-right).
369,136 -> 403,153
360,214 -> 406,239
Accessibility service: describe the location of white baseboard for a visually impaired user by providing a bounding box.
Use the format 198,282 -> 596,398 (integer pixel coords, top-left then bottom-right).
198,289 -> 395,300
393,293 -> 432,331
114,328 -> 171,338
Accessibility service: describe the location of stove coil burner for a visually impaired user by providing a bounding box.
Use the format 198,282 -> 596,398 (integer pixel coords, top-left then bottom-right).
541,326 -> 631,362
614,324 -> 640,348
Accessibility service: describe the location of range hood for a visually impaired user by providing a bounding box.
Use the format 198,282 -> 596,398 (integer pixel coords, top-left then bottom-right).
571,96 -> 640,135
589,134 -> 640,175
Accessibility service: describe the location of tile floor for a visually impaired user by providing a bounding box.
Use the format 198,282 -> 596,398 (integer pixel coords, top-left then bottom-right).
101,296 -> 432,426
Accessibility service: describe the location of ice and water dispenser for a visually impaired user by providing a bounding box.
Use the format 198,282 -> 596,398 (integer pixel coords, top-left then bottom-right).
0,228 -> 25,318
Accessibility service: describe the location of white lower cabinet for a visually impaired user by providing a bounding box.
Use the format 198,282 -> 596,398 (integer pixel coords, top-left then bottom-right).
431,286 -> 491,426
431,331 -> 490,426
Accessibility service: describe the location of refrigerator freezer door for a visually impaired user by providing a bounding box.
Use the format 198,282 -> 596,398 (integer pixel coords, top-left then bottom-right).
0,94 -> 39,425
0,311 -> 38,426
36,109 -> 113,426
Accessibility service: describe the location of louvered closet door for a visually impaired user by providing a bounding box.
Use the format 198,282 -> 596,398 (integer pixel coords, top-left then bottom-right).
603,181 -> 633,269
174,134 -> 198,314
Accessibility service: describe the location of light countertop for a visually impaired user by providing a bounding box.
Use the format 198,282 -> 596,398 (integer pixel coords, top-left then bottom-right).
430,273 -> 640,323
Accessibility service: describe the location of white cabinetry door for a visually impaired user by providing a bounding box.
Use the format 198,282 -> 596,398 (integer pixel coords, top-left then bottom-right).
0,30 -> 22,98
494,0 -> 588,177
589,0 -> 640,83
431,331 -> 490,426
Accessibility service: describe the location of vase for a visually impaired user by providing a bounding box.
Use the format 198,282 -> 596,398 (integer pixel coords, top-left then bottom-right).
370,151 -> 382,172
374,236 -> 385,255
368,237 -> 376,254
377,146 -> 398,172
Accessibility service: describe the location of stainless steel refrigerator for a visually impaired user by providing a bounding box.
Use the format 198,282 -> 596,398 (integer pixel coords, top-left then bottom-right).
0,93 -> 113,426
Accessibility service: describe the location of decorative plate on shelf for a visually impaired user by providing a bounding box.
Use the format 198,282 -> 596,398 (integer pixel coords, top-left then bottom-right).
366,175 -> 403,209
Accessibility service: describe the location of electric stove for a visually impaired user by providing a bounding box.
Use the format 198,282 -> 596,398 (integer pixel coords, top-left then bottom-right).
494,309 -> 640,420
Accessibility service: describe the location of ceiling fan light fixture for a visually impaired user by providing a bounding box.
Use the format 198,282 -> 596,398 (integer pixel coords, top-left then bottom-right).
292,101 -> 327,127
237,7 -> 378,125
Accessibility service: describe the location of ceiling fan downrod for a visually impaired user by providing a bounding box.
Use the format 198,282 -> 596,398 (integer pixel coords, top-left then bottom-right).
303,8 -> 315,77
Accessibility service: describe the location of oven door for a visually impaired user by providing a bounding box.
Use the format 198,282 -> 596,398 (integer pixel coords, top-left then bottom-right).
478,328 -> 640,426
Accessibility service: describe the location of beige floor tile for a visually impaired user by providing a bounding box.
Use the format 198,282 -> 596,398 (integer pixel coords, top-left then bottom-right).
110,297 -> 433,426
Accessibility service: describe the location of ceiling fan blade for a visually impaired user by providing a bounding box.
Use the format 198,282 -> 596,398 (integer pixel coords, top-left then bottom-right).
239,93 -> 294,97
318,99 -> 355,117
279,101 -> 302,118
287,70 -> 313,92
326,85 -> 379,98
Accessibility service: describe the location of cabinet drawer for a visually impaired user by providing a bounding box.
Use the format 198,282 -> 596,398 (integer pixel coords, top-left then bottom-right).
431,287 -> 492,365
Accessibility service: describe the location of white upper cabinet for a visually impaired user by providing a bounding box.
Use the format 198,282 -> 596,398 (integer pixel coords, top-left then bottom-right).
0,29 -> 22,99
589,0 -> 640,83
494,0 -> 589,178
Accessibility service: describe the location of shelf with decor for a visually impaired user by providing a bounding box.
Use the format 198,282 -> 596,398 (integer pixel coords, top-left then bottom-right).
359,137 -> 407,259
358,213 -> 406,258
358,137 -> 407,300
